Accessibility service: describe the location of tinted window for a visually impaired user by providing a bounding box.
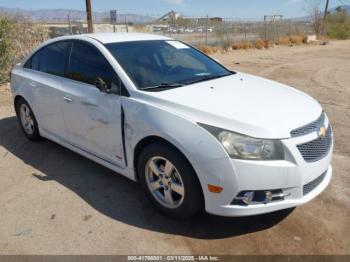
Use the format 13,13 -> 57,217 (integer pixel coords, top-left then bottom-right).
68,41 -> 119,90
105,40 -> 231,89
38,42 -> 70,76
24,51 -> 40,71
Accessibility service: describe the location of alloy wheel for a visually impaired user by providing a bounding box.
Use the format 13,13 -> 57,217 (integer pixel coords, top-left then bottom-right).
19,103 -> 34,135
145,156 -> 185,209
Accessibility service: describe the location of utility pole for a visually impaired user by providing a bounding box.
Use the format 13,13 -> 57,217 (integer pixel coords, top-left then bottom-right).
323,0 -> 330,22
205,14 -> 209,45
264,16 -> 267,41
243,23 -> 247,42
85,0 -> 93,33
322,0 -> 330,36
125,17 -> 129,32
67,14 -> 73,35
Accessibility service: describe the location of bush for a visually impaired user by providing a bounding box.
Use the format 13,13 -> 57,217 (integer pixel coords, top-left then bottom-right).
328,24 -> 350,39
196,45 -> 219,54
0,15 -> 49,83
232,41 -> 253,50
254,39 -> 270,49
326,6 -> 350,40
0,16 -> 12,83
290,35 -> 305,45
278,36 -> 291,46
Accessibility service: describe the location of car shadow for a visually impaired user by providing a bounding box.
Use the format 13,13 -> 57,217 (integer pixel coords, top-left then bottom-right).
0,116 -> 294,239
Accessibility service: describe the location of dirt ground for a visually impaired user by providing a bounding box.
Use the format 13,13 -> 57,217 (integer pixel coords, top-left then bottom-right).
0,41 -> 349,255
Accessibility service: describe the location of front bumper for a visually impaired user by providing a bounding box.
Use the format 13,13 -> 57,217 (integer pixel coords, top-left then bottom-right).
197,121 -> 333,217
207,165 -> 332,217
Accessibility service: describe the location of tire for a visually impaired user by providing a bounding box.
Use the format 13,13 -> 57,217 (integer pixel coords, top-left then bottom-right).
138,142 -> 203,219
15,98 -> 41,141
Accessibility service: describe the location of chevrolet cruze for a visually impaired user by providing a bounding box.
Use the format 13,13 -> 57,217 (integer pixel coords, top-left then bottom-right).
11,33 -> 333,218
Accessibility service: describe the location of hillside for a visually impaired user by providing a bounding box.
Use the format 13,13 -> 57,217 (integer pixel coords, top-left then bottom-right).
0,7 -> 153,23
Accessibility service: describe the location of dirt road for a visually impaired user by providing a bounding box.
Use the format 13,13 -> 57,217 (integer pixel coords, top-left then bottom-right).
0,41 -> 349,255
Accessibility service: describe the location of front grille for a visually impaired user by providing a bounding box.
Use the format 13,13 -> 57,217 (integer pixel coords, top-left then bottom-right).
303,170 -> 327,195
297,125 -> 332,162
291,112 -> 325,137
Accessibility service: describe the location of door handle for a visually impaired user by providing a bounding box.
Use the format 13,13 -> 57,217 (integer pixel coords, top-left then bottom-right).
63,96 -> 73,102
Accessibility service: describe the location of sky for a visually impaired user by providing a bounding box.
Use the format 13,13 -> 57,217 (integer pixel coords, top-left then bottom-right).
0,0 -> 344,19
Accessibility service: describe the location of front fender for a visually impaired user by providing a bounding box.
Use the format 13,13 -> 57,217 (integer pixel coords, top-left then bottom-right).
122,97 -> 237,206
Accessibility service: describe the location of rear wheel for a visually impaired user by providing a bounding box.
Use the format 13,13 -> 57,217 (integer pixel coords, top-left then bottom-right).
138,142 -> 203,219
15,98 -> 41,141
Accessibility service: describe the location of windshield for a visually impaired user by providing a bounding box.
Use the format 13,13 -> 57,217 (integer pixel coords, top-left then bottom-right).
105,40 -> 233,90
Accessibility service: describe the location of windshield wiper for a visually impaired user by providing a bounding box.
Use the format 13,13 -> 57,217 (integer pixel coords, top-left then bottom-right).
186,73 -> 232,85
140,82 -> 184,91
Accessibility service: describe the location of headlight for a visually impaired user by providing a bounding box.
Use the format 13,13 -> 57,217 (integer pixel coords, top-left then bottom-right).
199,123 -> 284,160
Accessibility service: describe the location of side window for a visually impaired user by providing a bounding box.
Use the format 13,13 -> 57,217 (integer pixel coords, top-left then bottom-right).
23,51 -> 40,71
68,41 -> 120,91
38,42 -> 70,77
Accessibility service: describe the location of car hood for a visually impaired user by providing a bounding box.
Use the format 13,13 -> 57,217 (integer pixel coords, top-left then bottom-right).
141,72 -> 322,139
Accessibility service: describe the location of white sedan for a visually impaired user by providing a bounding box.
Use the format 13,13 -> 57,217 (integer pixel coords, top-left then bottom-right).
11,33 -> 333,218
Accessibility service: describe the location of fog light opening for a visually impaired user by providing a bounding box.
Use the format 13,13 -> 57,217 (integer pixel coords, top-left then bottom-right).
264,191 -> 273,204
242,191 -> 255,205
232,189 -> 288,206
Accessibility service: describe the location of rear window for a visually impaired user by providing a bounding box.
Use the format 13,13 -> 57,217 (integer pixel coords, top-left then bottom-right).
23,41 -> 70,77
39,42 -> 70,77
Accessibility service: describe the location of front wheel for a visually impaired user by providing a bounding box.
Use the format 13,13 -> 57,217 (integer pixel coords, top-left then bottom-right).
138,142 -> 203,219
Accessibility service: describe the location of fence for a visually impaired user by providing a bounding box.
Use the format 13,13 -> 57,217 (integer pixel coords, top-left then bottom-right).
148,18 -> 313,47
35,16 -> 314,48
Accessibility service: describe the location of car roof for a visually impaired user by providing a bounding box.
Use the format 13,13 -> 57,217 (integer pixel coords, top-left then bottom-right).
79,32 -> 172,44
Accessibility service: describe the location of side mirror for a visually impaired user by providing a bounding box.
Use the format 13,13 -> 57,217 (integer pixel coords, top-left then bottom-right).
93,77 -> 110,93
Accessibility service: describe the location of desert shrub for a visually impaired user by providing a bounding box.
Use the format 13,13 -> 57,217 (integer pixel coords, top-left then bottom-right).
254,39 -> 264,49
0,15 -> 49,83
196,45 -> 219,54
232,41 -> 253,50
254,39 -> 270,49
290,35 -> 305,45
328,24 -> 350,39
0,16 -> 12,83
326,6 -> 350,39
278,36 -> 291,46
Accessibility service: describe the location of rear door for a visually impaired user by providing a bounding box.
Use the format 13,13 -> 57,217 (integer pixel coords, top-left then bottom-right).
22,41 -> 71,141
60,40 -> 125,167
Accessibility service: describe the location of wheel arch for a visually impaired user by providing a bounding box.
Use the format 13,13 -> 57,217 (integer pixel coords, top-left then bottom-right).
133,135 -> 205,205
14,95 -> 26,116
133,135 -> 186,177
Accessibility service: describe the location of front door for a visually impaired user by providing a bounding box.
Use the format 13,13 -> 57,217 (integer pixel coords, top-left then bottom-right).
61,40 -> 125,167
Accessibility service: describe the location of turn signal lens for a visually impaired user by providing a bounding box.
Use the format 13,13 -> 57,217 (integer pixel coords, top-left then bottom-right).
208,184 -> 223,193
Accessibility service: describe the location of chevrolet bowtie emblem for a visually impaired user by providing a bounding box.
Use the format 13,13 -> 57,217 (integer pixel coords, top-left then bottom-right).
318,126 -> 327,138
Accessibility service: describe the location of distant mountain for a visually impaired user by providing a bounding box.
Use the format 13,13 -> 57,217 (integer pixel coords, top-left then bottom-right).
0,7 -> 154,23
290,5 -> 350,22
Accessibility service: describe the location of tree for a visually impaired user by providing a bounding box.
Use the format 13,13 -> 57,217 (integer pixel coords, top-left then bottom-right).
327,6 -> 350,39
306,0 -> 324,37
